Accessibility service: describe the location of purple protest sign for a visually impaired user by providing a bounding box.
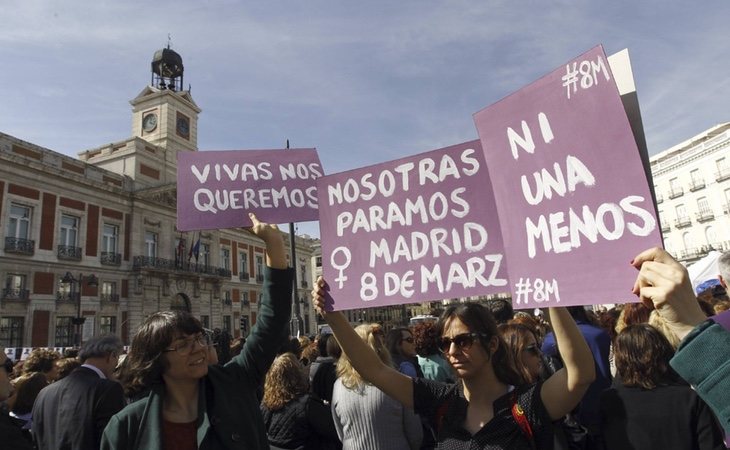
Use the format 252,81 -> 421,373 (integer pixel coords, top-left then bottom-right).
473,45 -> 662,308
318,140 -> 509,311
177,149 -> 322,231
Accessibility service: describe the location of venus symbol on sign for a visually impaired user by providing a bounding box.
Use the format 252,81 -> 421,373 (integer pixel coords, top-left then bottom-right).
330,247 -> 352,289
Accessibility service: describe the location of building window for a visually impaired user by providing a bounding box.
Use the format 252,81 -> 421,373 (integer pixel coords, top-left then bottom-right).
201,243 -> 210,267
223,315 -> 231,332
0,317 -> 24,348
200,315 -> 210,329
256,255 -> 264,282
3,274 -> 27,300
675,204 -> 687,219
221,248 -> 230,271
697,197 -> 711,215
59,214 -> 79,246
55,317 -> 74,347
706,226 -> 718,246
300,263 -> 308,287
101,281 -> 118,302
242,291 -> 249,305
145,232 -> 158,258
7,204 -> 31,239
103,224 -> 119,253
100,316 -> 117,335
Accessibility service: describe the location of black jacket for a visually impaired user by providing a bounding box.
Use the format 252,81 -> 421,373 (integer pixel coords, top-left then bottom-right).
261,393 -> 340,450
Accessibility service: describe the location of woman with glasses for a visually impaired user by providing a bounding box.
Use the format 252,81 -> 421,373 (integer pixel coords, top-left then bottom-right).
332,323 -> 422,450
386,327 -> 423,378
498,323 -> 543,385
102,214 -> 293,450
312,278 -> 595,449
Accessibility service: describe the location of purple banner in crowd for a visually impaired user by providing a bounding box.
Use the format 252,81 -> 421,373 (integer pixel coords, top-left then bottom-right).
318,141 -> 509,311
177,149 -> 323,230
473,45 -> 662,308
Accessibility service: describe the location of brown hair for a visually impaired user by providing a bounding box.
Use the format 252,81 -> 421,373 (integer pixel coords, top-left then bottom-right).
615,303 -> 651,335
55,357 -> 81,380
413,321 -> 440,356
117,311 -> 203,399
614,324 -> 679,389
23,349 -> 60,375
498,323 -> 540,385
262,352 -> 308,411
436,302 -> 521,386
11,372 -> 48,414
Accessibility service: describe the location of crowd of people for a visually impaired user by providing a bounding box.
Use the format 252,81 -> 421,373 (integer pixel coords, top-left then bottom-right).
1,216 -> 729,449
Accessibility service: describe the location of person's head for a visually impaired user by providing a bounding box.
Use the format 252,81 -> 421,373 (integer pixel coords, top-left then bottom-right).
10,371 -> 48,415
615,302 -> 651,335
485,298 -> 514,324
316,333 -> 331,357
54,357 -> 81,381
498,323 -> 542,384
718,250 -> 730,289
119,311 -> 206,398
386,327 -> 416,359
597,308 -> 621,342
79,334 -> 124,378
262,352 -> 308,411
614,324 -> 679,389
337,323 -> 390,389
298,335 -> 311,350
325,333 -> 341,360
566,306 -> 590,324
436,302 -> 520,385
714,300 -> 730,315
0,349 -> 14,401
300,342 -> 319,366
413,321 -> 441,357
23,349 -> 61,381
647,310 -> 680,350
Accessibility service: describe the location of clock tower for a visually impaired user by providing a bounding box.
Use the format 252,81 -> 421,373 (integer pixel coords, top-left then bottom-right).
130,46 -> 201,154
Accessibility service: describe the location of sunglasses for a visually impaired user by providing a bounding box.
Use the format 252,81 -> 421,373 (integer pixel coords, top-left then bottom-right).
438,332 -> 488,353
1,358 -> 13,374
524,344 -> 541,355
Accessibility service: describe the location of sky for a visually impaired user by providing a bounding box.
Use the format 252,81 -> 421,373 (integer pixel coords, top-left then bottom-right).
1,1 -> 728,237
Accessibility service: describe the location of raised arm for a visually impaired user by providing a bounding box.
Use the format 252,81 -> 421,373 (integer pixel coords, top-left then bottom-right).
540,307 -> 595,420
312,277 -> 414,409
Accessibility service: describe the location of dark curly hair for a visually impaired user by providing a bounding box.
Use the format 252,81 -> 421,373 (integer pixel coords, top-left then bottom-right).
614,324 -> 679,390
413,321 -> 440,356
23,349 -> 60,376
436,302 -> 521,386
118,311 -> 203,399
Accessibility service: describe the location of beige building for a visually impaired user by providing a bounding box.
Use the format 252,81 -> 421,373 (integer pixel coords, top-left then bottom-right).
651,123 -> 730,264
0,48 -> 317,350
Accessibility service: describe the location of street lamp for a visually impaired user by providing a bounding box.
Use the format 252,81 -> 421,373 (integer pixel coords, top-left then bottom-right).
61,272 -> 98,347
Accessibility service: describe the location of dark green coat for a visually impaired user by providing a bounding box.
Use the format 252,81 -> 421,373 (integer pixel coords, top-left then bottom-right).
101,267 -> 293,449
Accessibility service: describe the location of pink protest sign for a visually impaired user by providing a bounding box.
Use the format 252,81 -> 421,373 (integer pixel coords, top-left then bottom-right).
177,149 -> 322,231
473,45 -> 662,308
318,140 -> 509,311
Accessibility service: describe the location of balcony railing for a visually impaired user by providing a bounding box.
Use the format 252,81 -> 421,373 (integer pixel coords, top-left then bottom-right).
674,216 -> 692,228
255,274 -> 264,283
660,223 -> 670,233
101,252 -> 122,266
4,237 -> 35,255
223,298 -> 232,306
132,256 -> 230,278
239,272 -> 250,282
100,293 -> 120,302
57,245 -> 82,261
716,167 -> 730,182
301,280 -> 309,288
689,180 -> 706,192
656,195 -> 664,204
56,292 -> 80,303
668,188 -> 684,199
241,299 -> 250,306
1,288 -> 29,301
696,210 -> 715,222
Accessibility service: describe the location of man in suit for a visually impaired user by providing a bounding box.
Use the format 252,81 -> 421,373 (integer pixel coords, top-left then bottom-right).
32,335 -> 125,450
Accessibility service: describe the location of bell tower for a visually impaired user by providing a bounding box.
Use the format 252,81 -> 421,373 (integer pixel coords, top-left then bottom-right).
130,45 -> 201,153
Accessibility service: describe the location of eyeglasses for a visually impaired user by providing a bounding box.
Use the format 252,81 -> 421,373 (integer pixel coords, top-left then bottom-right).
1,358 -> 13,374
524,344 -> 541,355
438,332 -> 487,354
402,337 -> 414,344
164,334 -> 208,356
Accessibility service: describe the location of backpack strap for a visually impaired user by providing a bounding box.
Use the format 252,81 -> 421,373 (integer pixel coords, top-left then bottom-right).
511,390 -> 536,450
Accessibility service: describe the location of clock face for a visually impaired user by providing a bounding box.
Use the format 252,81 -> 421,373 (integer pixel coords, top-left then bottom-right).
176,116 -> 190,138
142,113 -> 158,132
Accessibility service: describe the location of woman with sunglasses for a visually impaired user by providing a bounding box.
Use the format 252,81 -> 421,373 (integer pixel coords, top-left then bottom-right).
312,278 -> 595,449
498,323 -> 543,385
101,214 -> 293,450
386,327 -> 423,378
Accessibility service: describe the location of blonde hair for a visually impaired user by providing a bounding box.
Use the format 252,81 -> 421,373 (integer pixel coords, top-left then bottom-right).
336,323 -> 391,390
262,352 -> 308,411
648,310 -> 680,350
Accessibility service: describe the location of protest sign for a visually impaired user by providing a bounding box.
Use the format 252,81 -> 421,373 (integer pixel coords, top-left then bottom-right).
177,149 -> 323,230
473,45 -> 662,308
318,140 -> 509,311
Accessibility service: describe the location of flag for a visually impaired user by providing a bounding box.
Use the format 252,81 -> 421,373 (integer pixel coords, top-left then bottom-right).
188,232 -> 201,263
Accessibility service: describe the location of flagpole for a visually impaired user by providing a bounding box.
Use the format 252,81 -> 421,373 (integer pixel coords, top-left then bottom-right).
287,139 -> 304,337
